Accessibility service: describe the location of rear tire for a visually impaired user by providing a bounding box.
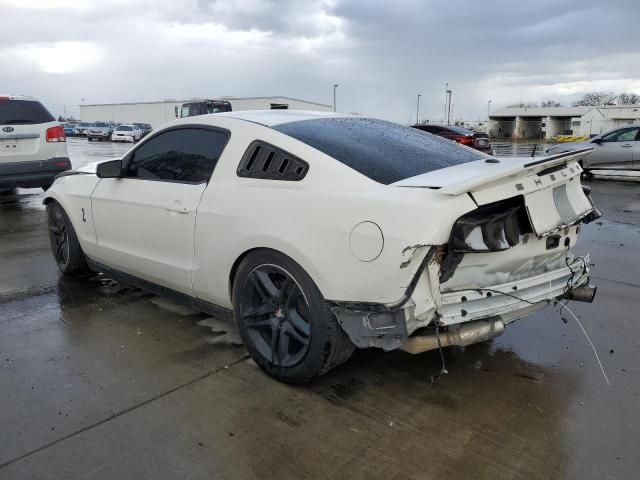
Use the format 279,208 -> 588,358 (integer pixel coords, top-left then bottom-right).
232,249 -> 354,384
46,202 -> 88,276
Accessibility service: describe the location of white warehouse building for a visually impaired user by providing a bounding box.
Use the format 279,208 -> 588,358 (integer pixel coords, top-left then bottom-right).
80,96 -> 333,129
488,105 -> 640,140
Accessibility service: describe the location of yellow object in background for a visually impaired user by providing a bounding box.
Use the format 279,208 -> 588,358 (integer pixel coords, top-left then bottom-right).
551,135 -> 589,143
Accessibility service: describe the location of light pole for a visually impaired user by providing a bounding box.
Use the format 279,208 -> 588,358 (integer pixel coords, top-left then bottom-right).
416,94 -> 421,124
446,89 -> 452,125
487,100 -> 492,120
333,84 -> 339,112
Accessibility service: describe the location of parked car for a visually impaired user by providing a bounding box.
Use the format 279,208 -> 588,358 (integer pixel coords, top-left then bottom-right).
546,126 -> 640,172
73,122 -> 92,136
0,94 -> 70,190
87,122 -> 113,142
111,124 -> 141,142
413,124 -> 494,155
44,111 -> 599,383
134,123 -> 152,138
63,123 -> 76,137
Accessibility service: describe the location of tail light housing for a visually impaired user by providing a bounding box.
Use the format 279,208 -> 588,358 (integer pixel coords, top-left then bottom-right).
46,125 -> 66,142
449,197 -> 532,253
453,135 -> 474,146
440,198 -> 533,283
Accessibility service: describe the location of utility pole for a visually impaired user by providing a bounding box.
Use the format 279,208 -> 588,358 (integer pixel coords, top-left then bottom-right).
487,100 -> 492,120
333,84 -> 339,112
444,83 -> 448,123
416,94 -> 421,124
446,89 -> 452,125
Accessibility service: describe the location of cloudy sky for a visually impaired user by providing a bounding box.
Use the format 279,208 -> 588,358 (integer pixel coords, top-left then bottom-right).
1,0 -> 639,123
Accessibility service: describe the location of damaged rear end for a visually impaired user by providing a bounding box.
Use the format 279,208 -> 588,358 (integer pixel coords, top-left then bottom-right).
335,148 -> 600,354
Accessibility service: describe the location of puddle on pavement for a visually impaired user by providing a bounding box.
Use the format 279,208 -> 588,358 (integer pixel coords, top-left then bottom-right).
197,317 -> 243,346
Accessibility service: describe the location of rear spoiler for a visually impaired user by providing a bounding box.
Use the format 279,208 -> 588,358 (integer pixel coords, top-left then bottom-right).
438,147 -> 594,196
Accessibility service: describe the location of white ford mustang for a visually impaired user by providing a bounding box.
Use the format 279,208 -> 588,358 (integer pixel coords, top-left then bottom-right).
44,110 -> 599,383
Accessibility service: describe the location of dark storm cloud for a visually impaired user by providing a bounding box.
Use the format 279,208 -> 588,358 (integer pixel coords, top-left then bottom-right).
1,0 -> 639,122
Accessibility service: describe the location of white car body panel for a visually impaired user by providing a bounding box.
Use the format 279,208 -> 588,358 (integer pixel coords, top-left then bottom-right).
91,178 -> 206,294
43,173 -> 101,257
44,111 -> 598,352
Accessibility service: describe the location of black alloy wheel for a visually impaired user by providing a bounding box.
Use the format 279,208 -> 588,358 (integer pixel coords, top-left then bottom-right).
46,202 -> 88,275
232,249 -> 355,383
239,265 -> 311,368
48,204 -> 71,271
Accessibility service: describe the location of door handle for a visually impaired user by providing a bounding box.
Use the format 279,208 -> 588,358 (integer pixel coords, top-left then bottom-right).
621,144 -> 633,148
164,202 -> 189,214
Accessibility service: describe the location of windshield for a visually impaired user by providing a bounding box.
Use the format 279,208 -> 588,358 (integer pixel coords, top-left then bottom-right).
272,117 -> 483,185
0,100 -> 55,125
117,126 -> 133,131
93,122 -> 108,127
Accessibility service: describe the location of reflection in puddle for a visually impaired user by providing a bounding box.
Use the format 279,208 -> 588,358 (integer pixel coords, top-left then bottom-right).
198,317 -> 243,346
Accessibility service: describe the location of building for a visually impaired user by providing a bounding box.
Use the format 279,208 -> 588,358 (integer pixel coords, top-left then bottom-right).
79,96 -> 333,129
488,105 -> 640,140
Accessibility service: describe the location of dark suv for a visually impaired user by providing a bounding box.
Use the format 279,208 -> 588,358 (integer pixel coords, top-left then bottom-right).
413,124 -> 494,155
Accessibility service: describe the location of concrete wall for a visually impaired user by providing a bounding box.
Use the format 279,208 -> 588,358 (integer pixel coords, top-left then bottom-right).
516,117 -> 543,139
488,118 -> 515,138
543,117 -> 573,139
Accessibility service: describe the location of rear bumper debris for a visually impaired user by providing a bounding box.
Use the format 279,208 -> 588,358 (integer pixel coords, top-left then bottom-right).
332,255 -> 593,352
437,255 -> 591,326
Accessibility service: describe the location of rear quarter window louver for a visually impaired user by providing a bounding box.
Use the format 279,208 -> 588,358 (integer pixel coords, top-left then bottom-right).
237,141 -> 309,181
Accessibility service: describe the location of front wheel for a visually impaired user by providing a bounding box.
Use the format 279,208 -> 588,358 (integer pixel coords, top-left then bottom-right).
232,250 -> 354,383
46,202 -> 88,276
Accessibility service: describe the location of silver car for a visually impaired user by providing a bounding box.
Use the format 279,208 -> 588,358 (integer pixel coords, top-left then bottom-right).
546,126 -> 640,171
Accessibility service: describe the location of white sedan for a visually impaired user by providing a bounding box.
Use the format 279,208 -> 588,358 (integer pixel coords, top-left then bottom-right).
44,110 -> 599,383
111,124 -> 141,142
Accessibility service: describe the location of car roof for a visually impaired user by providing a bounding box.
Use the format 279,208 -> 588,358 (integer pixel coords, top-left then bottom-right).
215,110 -> 354,127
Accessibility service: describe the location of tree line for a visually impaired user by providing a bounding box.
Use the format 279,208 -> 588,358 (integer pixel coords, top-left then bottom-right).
507,92 -> 640,108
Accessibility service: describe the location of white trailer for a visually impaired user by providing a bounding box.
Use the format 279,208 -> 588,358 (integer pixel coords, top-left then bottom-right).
80,96 -> 332,130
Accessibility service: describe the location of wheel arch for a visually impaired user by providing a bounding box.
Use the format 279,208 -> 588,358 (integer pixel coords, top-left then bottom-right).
228,246 -> 330,303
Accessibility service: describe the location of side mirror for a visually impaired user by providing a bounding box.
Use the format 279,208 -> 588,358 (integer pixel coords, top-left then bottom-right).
591,138 -> 602,144
96,159 -> 123,178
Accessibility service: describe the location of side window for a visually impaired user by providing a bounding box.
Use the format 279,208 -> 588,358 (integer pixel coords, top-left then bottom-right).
237,141 -> 308,181
602,128 -> 639,143
127,128 -> 229,183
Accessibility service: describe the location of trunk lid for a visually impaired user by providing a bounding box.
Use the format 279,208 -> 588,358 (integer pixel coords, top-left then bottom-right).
393,148 -> 596,237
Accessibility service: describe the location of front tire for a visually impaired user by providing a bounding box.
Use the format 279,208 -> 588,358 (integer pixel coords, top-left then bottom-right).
46,202 -> 88,276
232,250 -> 354,384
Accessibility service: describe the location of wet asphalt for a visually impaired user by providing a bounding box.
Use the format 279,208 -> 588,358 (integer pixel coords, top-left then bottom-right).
0,138 -> 639,479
